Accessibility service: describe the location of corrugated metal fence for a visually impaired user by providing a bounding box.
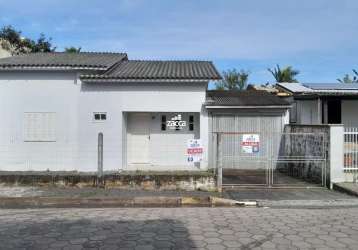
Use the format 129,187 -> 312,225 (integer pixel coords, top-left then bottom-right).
209,113 -> 284,169
215,131 -> 327,188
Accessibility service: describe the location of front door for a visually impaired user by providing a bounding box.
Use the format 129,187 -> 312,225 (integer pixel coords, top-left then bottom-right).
127,113 -> 151,164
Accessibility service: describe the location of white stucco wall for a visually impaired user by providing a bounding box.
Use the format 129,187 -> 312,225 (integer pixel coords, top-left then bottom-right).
79,82 -> 208,171
0,71 -> 80,171
0,71 -> 209,172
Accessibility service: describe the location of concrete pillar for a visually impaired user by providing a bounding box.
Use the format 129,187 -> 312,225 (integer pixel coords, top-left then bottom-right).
217,133 -> 222,192
323,100 -> 328,124
317,98 -> 322,124
329,125 -> 345,189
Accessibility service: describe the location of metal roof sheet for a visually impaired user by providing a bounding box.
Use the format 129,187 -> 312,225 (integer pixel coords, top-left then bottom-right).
276,83 -> 313,93
303,83 -> 358,90
277,82 -> 358,96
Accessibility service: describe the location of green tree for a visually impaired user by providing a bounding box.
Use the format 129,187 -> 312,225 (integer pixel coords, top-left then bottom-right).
268,64 -> 300,83
31,33 -> 55,52
65,46 -> 81,53
337,70 -> 358,83
215,69 -> 250,90
0,25 -> 55,54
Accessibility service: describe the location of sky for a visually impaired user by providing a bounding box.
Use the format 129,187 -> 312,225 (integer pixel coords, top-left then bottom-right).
0,0 -> 357,84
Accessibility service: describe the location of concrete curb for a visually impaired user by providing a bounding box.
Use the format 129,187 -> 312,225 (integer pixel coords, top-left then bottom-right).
210,197 -> 257,207
257,199 -> 358,208
0,196 -> 253,209
333,183 -> 358,197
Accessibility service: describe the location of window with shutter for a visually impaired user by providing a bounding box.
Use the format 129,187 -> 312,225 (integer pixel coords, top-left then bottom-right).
23,112 -> 56,142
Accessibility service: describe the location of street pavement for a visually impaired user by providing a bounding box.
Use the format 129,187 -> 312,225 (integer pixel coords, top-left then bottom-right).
0,207 -> 358,250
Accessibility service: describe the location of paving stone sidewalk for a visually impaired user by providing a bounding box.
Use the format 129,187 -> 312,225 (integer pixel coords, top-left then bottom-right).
0,207 -> 358,249
334,182 -> 358,197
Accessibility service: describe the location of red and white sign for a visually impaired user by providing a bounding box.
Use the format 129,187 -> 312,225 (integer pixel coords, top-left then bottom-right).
241,134 -> 260,154
187,139 -> 203,163
187,148 -> 203,154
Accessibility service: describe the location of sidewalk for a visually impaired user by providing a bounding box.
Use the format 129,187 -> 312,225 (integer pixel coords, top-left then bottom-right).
223,187 -> 358,208
1,186 -> 358,209
334,182 -> 358,197
0,186 -> 249,208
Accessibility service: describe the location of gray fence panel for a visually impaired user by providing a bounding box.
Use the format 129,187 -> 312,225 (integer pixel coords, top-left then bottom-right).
209,113 -> 284,169
215,131 -> 326,187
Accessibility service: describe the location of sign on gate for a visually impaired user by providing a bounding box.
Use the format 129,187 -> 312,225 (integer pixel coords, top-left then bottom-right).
187,139 -> 203,163
241,134 -> 260,154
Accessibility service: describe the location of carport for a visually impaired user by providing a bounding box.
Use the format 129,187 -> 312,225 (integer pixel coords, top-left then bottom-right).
206,90 -> 325,188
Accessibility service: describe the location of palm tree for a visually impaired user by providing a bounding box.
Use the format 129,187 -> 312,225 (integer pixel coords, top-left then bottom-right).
215,69 -> 250,90
337,69 -> 358,83
268,64 -> 300,83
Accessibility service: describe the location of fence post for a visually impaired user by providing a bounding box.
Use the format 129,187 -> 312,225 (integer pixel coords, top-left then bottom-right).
97,132 -> 104,187
329,125 -> 345,189
217,133 -> 222,192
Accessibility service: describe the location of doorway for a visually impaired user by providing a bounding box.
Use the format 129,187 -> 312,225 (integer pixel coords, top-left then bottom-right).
127,113 -> 151,164
327,99 -> 342,124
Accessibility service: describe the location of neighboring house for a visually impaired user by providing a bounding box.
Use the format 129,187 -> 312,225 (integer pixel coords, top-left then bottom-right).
0,52 -> 221,172
276,82 -> 358,127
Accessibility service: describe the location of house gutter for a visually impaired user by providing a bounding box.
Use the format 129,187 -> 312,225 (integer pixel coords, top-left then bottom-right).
205,105 -> 292,109
0,66 -> 108,71
80,78 -> 212,83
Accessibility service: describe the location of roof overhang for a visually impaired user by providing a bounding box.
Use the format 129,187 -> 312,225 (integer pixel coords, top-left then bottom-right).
276,82 -> 358,97
0,66 -> 108,71
80,78 -> 210,83
205,105 -> 291,109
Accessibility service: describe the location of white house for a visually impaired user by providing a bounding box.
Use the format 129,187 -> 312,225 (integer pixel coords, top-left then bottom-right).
0,52 -> 291,174
0,52 -> 221,172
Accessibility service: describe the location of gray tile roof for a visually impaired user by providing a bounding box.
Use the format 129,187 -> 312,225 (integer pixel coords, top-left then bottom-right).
0,52 -> 127,69
81,60 -> 222,80
205,90 -> 290,107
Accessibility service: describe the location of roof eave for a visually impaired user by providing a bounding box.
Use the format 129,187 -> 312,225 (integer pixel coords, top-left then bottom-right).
0,66 -> 108,71
80,77 -> 217,83
293,91 -> 358,97
205,105 -> 292,109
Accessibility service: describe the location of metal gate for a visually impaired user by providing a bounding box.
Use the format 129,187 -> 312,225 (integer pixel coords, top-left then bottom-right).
215,132 -> 327,188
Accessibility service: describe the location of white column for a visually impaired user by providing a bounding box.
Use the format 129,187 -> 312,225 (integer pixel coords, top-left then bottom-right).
200,106 -> 209,170
329,125 -> 345,189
